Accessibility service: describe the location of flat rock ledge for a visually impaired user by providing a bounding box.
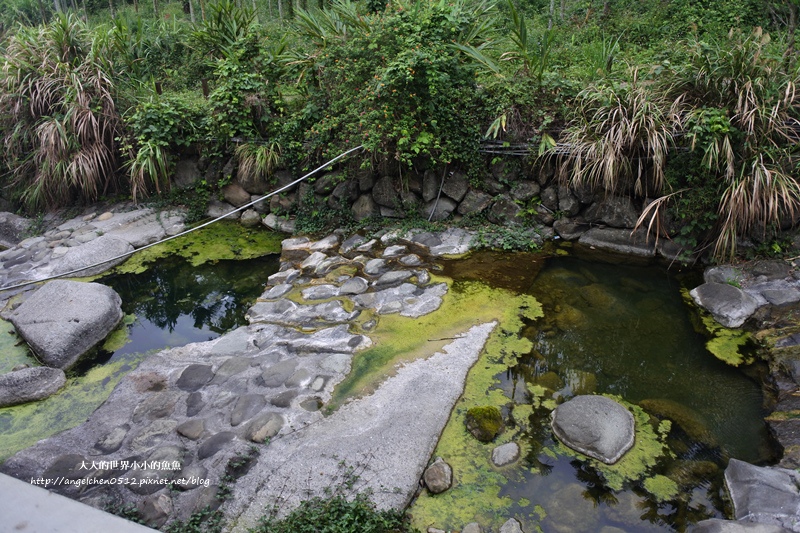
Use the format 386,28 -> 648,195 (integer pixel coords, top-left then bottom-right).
551,395 -> 635,465
721,459 -> 800,532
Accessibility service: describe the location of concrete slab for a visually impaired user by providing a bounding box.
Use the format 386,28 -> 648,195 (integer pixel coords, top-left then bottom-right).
0,473 -> 157,533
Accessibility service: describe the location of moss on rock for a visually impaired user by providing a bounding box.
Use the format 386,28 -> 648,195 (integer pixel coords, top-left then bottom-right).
465,406 -> 504,442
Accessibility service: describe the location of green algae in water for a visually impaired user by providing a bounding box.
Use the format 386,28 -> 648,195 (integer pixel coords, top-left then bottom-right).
111,222 -> 283,274
0,318 -> 33,374
681,287 -> 754,366
329,278 -> 542,409
0,350 -> 148,462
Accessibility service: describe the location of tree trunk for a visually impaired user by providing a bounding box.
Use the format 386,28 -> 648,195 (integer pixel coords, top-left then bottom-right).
108,0 -> 114,17
188,0 -> 195,22
198,0 -> 205,20
549,0 -> 554,29
152,0 -> 159,18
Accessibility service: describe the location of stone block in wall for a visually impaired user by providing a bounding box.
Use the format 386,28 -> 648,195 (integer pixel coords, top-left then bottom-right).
510,181 -> 540,202
487,195 -> 522,225
358,170 -> 376,192
236,169 -> 271,195
583,195 -> 638,228
372,176 -> 400,208
424,197 -> 458,221
422,169 -> 439,202
269,192 -> 297,214
457,190 -> 493,216
313,171 -> 341,195
490,160 -> 519,182
250,195 -> 270,214
328,180 -> 359,209
442,170 -> 469,202
222,183 -> 252,208
558,185 -> 581,216
541,185 -> 559,211
352,194 -> 379,221
274,170 -> 296,191
174,156 -> 201,189
405,172 -> 423,195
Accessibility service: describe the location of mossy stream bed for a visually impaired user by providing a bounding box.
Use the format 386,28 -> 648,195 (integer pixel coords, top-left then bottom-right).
408,248 -> 773,533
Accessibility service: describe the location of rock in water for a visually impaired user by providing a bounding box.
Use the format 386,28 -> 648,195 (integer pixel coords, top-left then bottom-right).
0,366 -> 66,406
423,457 -> 453,494
8,280 -> 123,370
551,395 -> 635,464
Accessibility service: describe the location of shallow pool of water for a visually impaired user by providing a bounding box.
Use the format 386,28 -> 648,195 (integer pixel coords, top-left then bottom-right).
421,249 -> 774,532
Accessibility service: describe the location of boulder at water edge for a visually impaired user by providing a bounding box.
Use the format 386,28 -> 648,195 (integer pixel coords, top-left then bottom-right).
0,366 -> 66,406
9,280 -> 123,370
551,395 -> 635,465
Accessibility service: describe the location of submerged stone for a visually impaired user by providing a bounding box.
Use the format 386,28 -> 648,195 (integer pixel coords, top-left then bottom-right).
551,395 -> 635,464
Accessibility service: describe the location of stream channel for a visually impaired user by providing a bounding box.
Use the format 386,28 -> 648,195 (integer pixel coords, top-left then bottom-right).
0,227 -> 775,532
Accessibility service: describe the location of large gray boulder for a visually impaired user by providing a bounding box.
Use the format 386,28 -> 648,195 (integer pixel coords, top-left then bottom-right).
690,283 -> 761,328
578,228 -> 656,258
551,395 -> 635,464
724,458 -> 800,531
0,366 -> 66,406
8,280 -> 123,370
0,212 -> 31,248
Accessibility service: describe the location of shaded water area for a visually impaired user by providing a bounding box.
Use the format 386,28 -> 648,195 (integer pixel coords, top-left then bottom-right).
0,228 -> 278,461
424,248 -> 774,532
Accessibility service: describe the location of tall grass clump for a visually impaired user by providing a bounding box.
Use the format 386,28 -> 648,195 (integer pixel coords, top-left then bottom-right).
0,14 -> 123,210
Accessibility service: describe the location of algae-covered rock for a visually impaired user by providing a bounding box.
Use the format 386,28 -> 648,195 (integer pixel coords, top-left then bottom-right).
465,405 -> 504,442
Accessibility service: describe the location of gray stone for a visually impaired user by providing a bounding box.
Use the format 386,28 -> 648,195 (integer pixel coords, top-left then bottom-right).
554,218 -> 589,241
511,181 -> 541,202
260,360 -> 299,387
222,183 -> 252,207
231,394 -> 267,426
176,419 -> 205,440
309,235 -> 340,252
374,270 -> 414,288
0,212 -> 31,248
186,392 -> 206,417
300,251 -> 327,271
282,325 -> 368,354
197,432 -> 236,460
500,518 -> 524,533
176,365 -> 214,392
250,195 -> 269,214
246,299 -> 359,327
724,459 -> 800,530
540,185 -> 559,210
423,457 -> 452,494
558,185 -> 581,216
314,256 -> 349,276
270,389 -> 298,408
488,195 -> 522,225
9,280 -> 123,370
422,169 -> 440,202
206,199 -> 239,220
340,235 -> 366,254
262,213 -> 295,233
339,277 -> 369,295
423,197 -> 458,221
583,195 -> 639,228
364,258 -> 389,276
329,180 -> 359,208
94,425 -> 129,454
399,254 -> 422,266
211,357 -> 252,384
352,194 -> 379,222
355,239 -> 378,253
359,171 -> 376,192
174,463 -> 209,491
320,353 -> 352,374
691,519 -> 792,532
551,395 -> 635,464
286,368 -> 312,387
491,442 -> 520,467
139,493 -> 174,526
267,268 -> 300,286
51,235 -> 134,277
240,209 -> 262,228
0,366 -> 66,407
383,245 -> 407,258
578,228 -> 656,258
441,171 -> 469,202
246,413 -> 284,443
463,523 -> 484,533
301,284 -> 340,300
372,176 -> 399,208
690,283 -> 761,328
457,190 -> 493,215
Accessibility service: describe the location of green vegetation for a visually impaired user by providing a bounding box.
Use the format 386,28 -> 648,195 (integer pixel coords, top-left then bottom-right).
0,0 -> 796,261
465,405 -> 504,442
